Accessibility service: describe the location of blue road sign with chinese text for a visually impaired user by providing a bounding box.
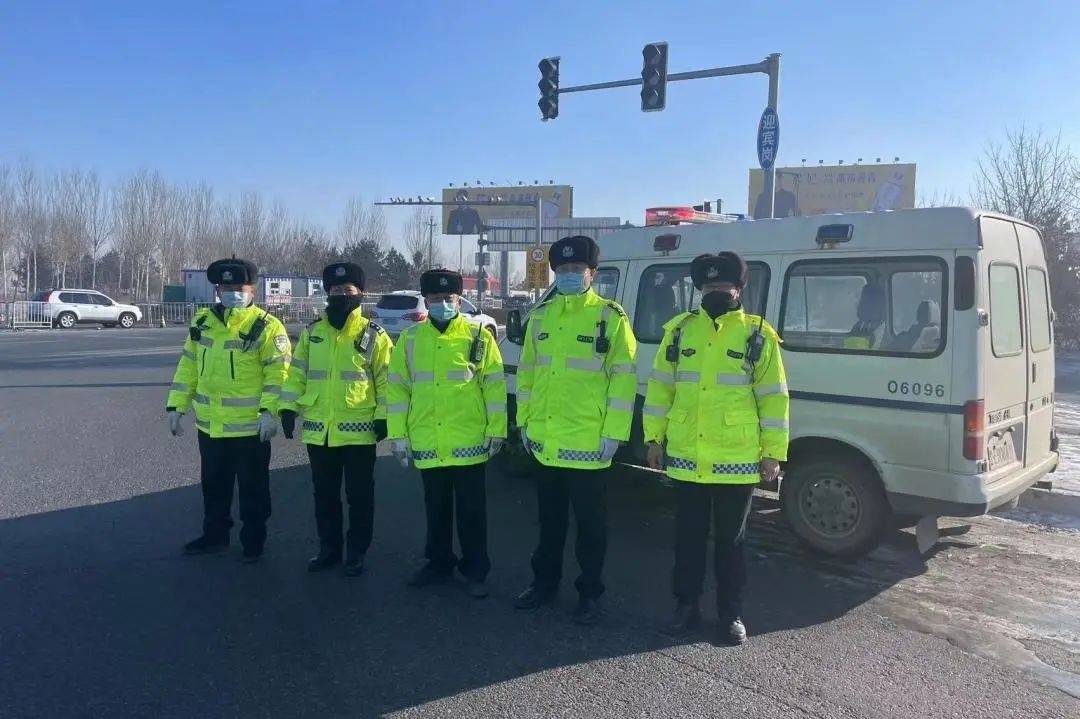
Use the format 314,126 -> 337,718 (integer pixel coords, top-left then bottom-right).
757,107 -> 779,171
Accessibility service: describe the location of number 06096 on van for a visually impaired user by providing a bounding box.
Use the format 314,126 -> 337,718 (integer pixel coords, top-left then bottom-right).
499,207 -> 1059,557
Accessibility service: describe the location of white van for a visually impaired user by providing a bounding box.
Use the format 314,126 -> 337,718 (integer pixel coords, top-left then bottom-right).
500,207 -> 1059,556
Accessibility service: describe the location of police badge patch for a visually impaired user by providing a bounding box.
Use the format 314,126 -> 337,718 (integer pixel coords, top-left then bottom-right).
681,348 -> 696,357
222,270 -> 233,281
562,246 -> 574,258
274,334 -> 288,352
335,266 -> 346,277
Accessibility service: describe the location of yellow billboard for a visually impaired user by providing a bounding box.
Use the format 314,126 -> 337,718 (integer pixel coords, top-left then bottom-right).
442,185 -> 572,235
747,163 -> 916,219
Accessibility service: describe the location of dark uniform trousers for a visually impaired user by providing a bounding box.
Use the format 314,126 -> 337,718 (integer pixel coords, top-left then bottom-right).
530,464 -> 608,599
672,481 -> 754,619
306,443 -> 376,558
420,463 -> 490,581
197,432 -> 272,552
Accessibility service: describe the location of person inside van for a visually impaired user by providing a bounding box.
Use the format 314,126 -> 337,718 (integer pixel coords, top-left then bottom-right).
844,284 -> 886,350
642,272 -> 680,338
886,299 -> 941,353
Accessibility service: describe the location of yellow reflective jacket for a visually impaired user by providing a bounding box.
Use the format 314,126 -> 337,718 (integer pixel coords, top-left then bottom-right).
643,308 -> 789,484
278,309 -> 392,446
166,304 -> 291,438
386,316 -> 507,469
517,289 -> 637,469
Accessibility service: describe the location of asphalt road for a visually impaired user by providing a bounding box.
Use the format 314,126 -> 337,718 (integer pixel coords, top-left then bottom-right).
0,327 -> 1077,718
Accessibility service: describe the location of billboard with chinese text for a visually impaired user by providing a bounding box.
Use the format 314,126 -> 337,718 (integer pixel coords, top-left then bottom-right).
747,163 -> 916,219
442,185 -> 572,235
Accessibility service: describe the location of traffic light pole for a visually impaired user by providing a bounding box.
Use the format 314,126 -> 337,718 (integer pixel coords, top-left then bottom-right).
546,52 -> 782,218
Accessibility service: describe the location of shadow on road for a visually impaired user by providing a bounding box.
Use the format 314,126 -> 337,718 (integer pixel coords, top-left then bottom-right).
0,458 -> 933,717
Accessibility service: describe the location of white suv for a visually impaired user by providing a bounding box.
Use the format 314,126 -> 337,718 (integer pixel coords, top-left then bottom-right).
371,291 -> 498,339
32,289 -> 143,329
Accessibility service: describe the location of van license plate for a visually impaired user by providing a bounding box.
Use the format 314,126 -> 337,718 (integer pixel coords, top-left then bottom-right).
987,431 -> 1017,470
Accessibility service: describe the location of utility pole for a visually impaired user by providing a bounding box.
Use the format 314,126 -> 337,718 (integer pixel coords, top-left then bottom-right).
426,218 -> 436,269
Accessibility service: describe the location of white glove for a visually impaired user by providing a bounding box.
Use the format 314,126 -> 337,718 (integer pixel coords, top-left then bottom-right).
258,411 -> 278,443
391,439 -> 410,468
600,437 -> 620,461
486,437 -> 505,456
168,411 -> 184,437
520,426 -> 532,456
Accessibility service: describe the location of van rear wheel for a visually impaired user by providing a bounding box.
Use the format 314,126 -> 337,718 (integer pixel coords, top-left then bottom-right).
781,454 -> 890,558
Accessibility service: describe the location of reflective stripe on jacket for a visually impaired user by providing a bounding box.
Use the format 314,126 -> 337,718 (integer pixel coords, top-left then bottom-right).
643,308 -> 788,484
516,289 -> 637,470
166,305 -> 291,438
278,309 -> 392,447
386,316 -> 507,469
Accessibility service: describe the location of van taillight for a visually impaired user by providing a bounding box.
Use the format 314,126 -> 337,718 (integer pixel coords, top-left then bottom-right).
963,399 -> 985,461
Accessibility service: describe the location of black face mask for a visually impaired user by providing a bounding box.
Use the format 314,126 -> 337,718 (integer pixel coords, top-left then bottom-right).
325,294 -> 361,329
700,290 -> 738,318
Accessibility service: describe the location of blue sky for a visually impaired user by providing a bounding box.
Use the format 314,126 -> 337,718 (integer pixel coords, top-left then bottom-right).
3,0 -> 1079,255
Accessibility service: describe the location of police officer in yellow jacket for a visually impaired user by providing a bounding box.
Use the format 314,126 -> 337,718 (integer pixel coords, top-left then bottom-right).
166,258 -> 291,563
644,252 -> 789,645
278,262 -> 392,576
387,269 -> 507,598
513,236 -> 637,625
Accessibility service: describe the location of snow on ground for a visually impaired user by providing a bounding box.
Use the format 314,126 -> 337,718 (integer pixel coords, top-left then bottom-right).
1052,351 -> 1080,496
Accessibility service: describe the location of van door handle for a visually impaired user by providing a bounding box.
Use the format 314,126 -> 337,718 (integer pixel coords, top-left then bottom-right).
1032,362 -> 1037,383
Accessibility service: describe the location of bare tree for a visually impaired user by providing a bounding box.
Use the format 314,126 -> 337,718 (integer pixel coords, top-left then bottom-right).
337,196 -> 370,249
975,127 -> 1077,225
236,191 -> 266,268
974,126 -> 1080,344
16,160 -> 47,296
401,207 -> 441,269
0,164 -> 15,299
83,171 -> 109,289
917,190 -> 966,208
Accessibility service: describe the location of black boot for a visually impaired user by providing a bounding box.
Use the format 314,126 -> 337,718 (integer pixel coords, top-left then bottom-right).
664,600 -> 701,637
572,597 -> 602,625
514,585 -> 555,611
307,546 -> 342,572
343,553 -> 365,577
406,563 -> 452,587
718,616 -> 748,646
183,535 -> 229,555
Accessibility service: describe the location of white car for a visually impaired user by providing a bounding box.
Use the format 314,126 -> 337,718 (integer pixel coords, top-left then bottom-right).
32,289 -> 143,329
371,291 -> 498,339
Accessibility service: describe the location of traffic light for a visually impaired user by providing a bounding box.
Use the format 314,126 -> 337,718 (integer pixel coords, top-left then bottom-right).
538,57 -> 560,121
640,42 -> 668,112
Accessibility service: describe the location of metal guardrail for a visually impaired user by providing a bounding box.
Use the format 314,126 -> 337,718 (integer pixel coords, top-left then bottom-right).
2,301 -> 53,329
137,302 -> 216,327
3,298 -> 381,331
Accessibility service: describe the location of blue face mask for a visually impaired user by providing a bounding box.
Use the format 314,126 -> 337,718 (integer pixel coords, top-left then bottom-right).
219,291 -> 250,309
555,272 -> 587,295
428,301 -> 458,322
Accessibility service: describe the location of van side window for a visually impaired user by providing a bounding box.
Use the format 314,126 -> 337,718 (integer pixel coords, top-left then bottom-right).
633,262 -> 769,344
780,257 -> 947,357
591,268 -> 620,301
1026,268 -> 1052,353
989,264 -> 1023,356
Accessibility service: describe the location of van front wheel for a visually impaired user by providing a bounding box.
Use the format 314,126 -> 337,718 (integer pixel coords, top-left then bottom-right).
780,454 -> 890,558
